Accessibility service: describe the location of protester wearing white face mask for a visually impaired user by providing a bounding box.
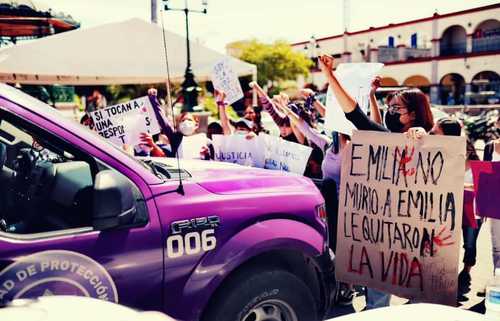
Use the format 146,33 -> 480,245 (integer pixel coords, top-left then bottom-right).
147,88 -> 212,159
178,116 -> 197,136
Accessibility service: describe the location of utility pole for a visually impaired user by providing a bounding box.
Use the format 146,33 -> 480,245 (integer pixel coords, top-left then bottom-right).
163,0 -> 208,111
151,0 -> 158,23
343,0 -> 350,32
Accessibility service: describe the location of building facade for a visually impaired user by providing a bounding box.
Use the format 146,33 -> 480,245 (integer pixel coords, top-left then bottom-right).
291,3 -> 500,105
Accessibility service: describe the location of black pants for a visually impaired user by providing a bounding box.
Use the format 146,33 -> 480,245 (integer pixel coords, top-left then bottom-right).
320,178 -> 339,253
462,219 -> 483,266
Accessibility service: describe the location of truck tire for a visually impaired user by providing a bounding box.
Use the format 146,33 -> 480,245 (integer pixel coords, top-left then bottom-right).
203,268 -> 318,321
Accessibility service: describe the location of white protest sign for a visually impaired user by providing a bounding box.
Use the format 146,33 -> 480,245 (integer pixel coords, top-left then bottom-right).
325,87 -> 357,136
335,130 -> 465,306
90,96 -> 160,147
212,134 -> 266,167
211,58 -> 244,105
324,63 -> 384,135
262,134 -> 312,175
178,133 -> 208,159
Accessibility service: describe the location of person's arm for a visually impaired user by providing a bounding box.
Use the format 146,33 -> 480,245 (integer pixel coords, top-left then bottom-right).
291,122 -> 306,144
369,76 -> 383,125
250,82 -> 288,127
345,105 -> 389,132
313,100 -> 326,118
148,88 -> 175,139
147,88 -> 183,153
140,133 -> 166,157
318,55 -> 357,113
215,90 -> 232,135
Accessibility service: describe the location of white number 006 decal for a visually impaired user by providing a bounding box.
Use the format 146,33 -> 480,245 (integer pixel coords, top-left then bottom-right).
166,229 -> 216,258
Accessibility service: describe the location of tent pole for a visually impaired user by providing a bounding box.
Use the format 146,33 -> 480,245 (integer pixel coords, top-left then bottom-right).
151,0 -> 158,23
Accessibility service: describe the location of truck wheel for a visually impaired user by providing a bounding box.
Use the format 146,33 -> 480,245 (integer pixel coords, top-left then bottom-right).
203,268 -> 318,321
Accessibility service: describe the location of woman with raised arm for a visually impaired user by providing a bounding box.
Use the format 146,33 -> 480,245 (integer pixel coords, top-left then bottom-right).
318,55 -> 434,135
369,76 -> 383,125
251,82 -> 305,144
318,55 -> 435,310
148,88 -> 214,159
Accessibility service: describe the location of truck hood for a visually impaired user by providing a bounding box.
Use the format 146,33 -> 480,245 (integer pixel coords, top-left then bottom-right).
151,158 -> 318,195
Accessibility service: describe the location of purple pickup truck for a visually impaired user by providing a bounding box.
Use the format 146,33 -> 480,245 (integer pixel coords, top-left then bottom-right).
0,84 -> 334,321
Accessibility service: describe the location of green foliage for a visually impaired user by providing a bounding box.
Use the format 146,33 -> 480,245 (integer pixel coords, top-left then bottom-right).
107,83 -> 181,104
266,80 -> 301,97
231,39 -> 312,85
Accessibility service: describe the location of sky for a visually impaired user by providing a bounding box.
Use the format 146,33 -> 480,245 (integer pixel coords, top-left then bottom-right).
40,0 -> 499,52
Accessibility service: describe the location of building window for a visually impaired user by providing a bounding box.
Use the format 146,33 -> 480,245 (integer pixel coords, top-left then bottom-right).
411,33 -> 417,48
388,36 -> 395,48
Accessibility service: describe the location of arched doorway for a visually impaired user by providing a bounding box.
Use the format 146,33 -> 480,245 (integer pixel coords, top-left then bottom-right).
380,77 -> 398,87
440,25 -> 467,56
470,71 -> 500,104
403,75 -> 431,94
440,73 -> 465,105
472,19 -> 500,52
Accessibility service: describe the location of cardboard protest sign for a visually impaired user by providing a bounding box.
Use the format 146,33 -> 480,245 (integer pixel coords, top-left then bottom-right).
324,63 -> 384,135
178,133 -> 208,159
211,58 -> 244,105
261,134 -> 312,174
470,161 -> 500,219
90,96 -> 160,147
212,134 -> 266,168
335,130 -> 465,306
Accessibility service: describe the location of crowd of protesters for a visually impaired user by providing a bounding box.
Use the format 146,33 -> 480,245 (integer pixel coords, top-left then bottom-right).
78,54 -> 500,312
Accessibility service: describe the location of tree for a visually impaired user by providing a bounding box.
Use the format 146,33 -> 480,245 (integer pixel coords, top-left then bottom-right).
229,39 -> 312,86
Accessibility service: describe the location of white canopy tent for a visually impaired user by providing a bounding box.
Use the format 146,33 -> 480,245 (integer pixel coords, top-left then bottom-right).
0,18 -> 257,85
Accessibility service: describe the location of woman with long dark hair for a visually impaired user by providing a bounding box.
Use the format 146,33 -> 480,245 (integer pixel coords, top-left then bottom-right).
317,54 -> 435,309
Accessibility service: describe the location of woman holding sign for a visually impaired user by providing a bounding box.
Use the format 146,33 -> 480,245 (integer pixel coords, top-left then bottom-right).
317,54 -> 435,310
317,55 -> 434,136
148,88 -> 211,159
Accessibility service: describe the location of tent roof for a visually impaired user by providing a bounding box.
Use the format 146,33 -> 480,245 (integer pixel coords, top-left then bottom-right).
0,18 -> 256,85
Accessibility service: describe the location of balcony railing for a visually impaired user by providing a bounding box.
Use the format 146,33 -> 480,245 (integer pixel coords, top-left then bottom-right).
377,46 -> 399,63
403,48 -> 431,60
376,46 -> 431,63
472,36 -> 500,53
440,41 -> 467,56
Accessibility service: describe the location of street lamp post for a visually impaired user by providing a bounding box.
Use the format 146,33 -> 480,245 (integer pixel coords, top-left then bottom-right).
163,0 -> 207,112
303,36 -> 320,86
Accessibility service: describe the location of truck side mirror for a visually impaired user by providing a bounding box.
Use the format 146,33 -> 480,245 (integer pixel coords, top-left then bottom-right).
92,170 -> 136,230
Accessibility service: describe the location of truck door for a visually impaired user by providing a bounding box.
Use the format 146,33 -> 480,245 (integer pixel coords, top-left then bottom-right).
0,109 -> 164,311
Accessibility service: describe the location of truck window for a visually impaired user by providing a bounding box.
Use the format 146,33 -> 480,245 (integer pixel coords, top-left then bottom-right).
0,110 -> 147,237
